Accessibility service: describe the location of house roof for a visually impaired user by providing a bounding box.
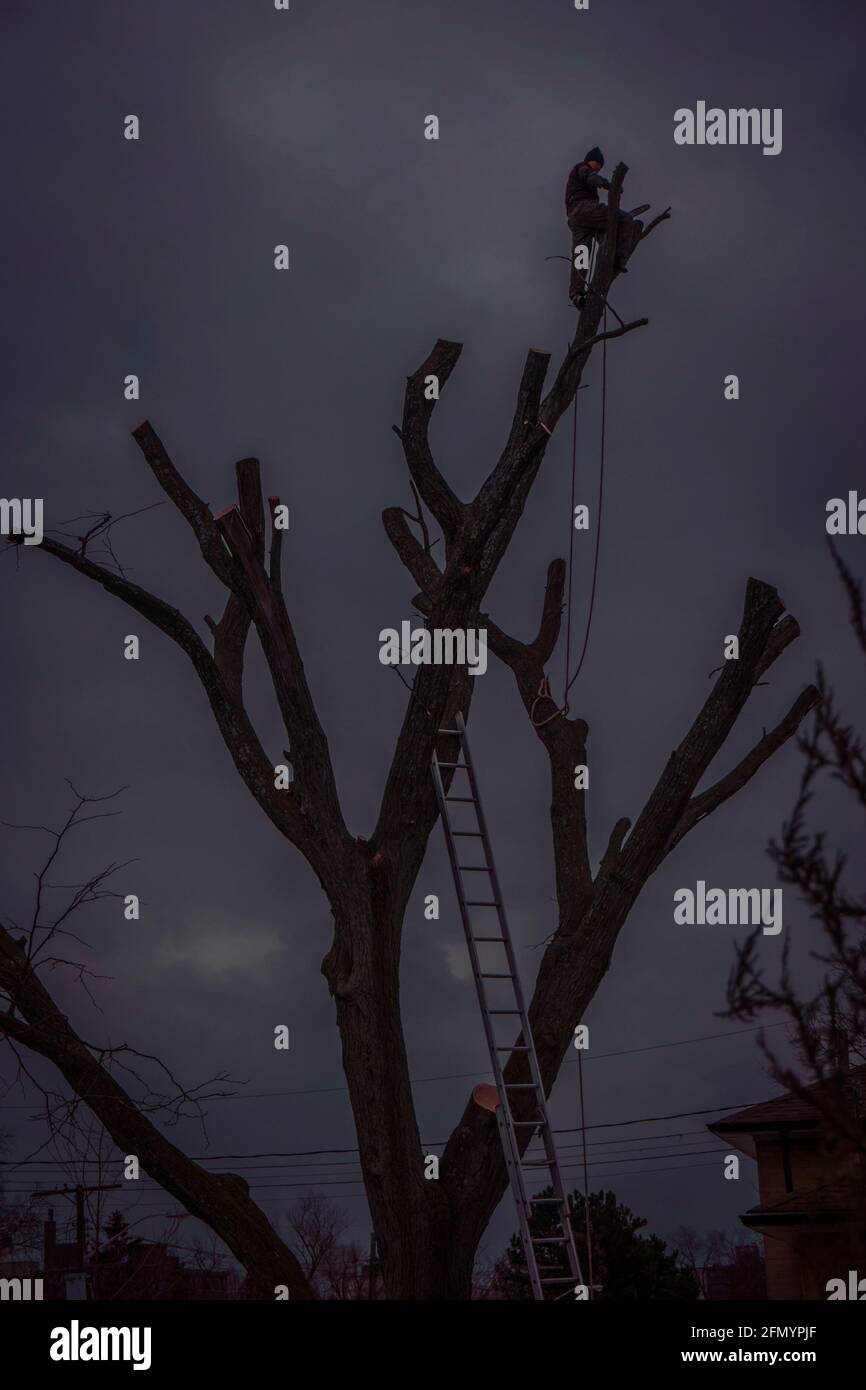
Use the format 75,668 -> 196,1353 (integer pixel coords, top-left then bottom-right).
708,1065 -> 866,1137
740,1175 -> 861,1229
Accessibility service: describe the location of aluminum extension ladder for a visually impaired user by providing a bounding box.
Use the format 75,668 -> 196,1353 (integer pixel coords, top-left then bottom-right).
432,713 -> 583,1301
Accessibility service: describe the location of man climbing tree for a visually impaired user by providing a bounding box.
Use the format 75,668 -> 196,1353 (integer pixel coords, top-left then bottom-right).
566,146 -> 643,307
3,164 -> 819,1299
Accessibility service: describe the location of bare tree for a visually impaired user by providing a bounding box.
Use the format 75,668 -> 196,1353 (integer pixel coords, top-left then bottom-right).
185,1232 -> 242,1299
283,1191 -> 379,1300
726,544 -> 866,1109
0,1196 -> 41,1267
726,542 -> 866,1258
5,165 -> 819,1298
0,790 -> 311,1298
321,1238 -> 369,1301
670,1223 -> 704,1282
671,1225 -> 765,1300
285,1190 -> 353,1292
0,1130 -> 41,1265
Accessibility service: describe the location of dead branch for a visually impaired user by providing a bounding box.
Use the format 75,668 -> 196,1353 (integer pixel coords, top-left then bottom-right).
0,806 -> 313,1299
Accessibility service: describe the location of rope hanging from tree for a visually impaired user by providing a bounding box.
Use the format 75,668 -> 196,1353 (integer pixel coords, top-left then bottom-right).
531,240 -> 609,726
562,302 -> 607,713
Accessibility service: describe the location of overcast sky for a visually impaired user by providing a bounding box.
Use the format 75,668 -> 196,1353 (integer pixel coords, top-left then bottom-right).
2,0 -> 864,1272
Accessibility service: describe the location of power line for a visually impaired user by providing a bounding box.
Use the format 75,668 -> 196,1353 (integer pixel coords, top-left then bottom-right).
0,1019 -> 788,1111
0,1136 -> 735,1196
2,1126 -> 719,1168
2,1103 -> 758,1168
30,1157 -> 727,1211
568,1022 -> 787,1065
3,1142 -> 731,1194
173,1022 -> 790,1099
8,1161 -> 726,1208
0,1128 -> 720,1172
555,1102 -> 763,1135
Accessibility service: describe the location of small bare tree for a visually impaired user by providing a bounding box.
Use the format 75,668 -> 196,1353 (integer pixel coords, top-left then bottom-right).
671,1225 -> 765,1299
727,546 -> 865,1111
0,789 -> 310,1297
5,166 -> 819,1297
321,1238 -> 369,1301
285,1190 -> 353,1292
0,1130 -> 41,1265
726,543 -> 866,1261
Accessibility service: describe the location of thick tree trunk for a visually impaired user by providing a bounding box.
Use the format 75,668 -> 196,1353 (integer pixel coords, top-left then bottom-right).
324,850 -> 488,1299
322,859 -> 458,1298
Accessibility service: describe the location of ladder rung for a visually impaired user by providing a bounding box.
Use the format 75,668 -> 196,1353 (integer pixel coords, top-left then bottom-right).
434,716 -> 583,1300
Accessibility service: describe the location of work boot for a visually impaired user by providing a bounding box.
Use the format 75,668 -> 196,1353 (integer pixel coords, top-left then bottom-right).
614,218 -> 644,274
569,271 -> 588,310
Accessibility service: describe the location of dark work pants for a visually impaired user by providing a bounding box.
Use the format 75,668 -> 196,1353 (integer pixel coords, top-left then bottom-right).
567,200 -> 639,304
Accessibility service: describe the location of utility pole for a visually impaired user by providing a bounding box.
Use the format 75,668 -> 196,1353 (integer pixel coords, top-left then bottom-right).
577,1048 -> 595,1299
31,1183 -> 122,1298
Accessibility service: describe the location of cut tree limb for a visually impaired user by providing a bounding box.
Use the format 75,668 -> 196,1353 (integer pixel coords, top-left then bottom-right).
664,684 -> 822,857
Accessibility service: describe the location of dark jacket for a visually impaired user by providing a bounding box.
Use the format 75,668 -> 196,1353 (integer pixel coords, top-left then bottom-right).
565,162 -> 610,215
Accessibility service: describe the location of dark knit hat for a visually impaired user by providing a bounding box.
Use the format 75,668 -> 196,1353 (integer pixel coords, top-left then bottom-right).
584,146 -> 604,166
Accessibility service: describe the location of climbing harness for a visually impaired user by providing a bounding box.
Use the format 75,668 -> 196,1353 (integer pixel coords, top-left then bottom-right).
529,675 -> 564,728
